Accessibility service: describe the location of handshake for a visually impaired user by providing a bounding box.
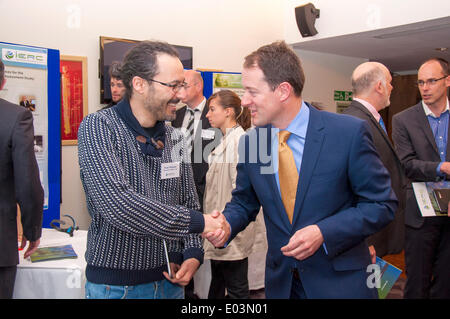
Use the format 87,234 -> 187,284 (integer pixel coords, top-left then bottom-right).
202,210 -> 231,248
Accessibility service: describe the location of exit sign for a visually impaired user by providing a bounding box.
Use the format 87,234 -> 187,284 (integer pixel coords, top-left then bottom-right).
334,90 -> 353,101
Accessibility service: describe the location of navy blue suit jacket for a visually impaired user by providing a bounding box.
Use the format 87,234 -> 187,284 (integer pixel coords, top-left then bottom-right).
222,105 -> 397,298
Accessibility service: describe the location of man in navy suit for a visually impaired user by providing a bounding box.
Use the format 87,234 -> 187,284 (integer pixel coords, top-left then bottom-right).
205,41 -> 397,299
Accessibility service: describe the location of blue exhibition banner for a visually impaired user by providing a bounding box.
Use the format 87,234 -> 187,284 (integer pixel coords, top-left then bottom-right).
45,47 -> 61,228
0,41 -> 60,228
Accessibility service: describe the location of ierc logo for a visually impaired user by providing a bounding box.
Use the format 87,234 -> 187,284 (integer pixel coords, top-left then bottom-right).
4,50 -> 14,60
1,48 -> 47,65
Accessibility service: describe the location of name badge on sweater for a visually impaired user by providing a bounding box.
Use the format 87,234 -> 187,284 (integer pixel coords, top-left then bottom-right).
161,162 -> 180,179
201,129 -> 215,140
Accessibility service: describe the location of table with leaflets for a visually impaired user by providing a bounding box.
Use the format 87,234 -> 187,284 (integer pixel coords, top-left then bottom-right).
13,215 -> 267,299
13,228 -> 87,299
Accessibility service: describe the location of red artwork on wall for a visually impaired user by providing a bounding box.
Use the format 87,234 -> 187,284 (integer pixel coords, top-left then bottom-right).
60,56 -> 88,145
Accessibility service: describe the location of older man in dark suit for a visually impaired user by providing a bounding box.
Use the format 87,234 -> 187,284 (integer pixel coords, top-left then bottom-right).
0,60 -> 43,298
170,69 -> 218,299
344,62 -> 405,260
392,58 -> 450,299
171,70 -> 218,213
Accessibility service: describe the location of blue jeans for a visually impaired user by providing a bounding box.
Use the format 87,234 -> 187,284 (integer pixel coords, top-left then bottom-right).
85,280 -> 184,299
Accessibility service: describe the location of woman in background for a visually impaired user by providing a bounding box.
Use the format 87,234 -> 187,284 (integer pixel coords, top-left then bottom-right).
203,90 -> 254,299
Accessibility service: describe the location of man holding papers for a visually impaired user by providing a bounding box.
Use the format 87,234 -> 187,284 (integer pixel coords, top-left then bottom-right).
392,57 -> 450,299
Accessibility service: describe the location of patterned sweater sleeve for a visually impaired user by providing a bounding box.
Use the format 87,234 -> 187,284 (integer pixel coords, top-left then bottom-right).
78,113 -> 204,240
179,149 -> 204,262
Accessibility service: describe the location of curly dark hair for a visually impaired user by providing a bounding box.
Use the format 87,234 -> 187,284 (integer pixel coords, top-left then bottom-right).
120,40 -> 179,98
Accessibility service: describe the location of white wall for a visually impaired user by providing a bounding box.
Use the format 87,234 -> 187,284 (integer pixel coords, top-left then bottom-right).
0,0 -> 285,229
296,49 -> 367,112
284,0 -> 450,44
284,0 -> 450,112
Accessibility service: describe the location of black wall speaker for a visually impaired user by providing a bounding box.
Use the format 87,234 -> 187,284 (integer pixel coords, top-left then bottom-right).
295,3 -> 320,37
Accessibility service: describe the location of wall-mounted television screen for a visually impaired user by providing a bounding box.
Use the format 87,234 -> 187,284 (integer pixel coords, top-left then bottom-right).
99,36 -> 193,104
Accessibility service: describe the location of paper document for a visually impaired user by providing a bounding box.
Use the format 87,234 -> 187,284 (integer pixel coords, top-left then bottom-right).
163,239 -> 172,278
29,244 -> 78,263
412,182 -> 449,217
375,257 -> 402,299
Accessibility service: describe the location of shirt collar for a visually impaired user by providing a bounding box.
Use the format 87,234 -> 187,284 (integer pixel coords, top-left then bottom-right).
353,98 -> 381,122
422,99 -> 450,118
270,100 -> 309,141
285,100 -> 309,139
188,97 -> 206,114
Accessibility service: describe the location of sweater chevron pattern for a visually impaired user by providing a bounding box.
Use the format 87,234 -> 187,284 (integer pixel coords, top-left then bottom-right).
78,107 -> 204,285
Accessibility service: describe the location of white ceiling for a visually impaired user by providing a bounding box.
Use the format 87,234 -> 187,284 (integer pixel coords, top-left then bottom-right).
291,16 -> 450,73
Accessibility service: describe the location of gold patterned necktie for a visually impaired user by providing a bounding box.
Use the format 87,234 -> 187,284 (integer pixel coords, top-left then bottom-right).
278,130 -> 299,224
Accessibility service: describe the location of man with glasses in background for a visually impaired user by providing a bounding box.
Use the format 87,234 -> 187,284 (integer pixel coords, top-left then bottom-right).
392,57 -> 450,299
172,70 -> 215,213
78,41 -> 225,299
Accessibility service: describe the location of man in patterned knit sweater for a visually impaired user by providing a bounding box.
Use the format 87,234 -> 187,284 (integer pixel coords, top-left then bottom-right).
78,41 -> 224,299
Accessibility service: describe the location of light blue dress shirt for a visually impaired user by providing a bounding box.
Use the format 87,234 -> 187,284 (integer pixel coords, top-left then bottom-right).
428,111 -> 448,175
271,101 -> 309,192
271,102 -> 328,254
423,101 -> 449,176
228,102 -> 327,253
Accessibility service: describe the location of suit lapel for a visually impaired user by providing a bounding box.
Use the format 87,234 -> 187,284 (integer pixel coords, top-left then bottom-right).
352,101 -> 385,135
258,125 -> 292,230
447,112 -> 450,162
171,106 -> 187,128
192,103 -> 211,143
292,106 -> 325,226
189,103 -> 212,163
351,101 -> 399,158
416,103 -> 440,156
200,103 -> 210,129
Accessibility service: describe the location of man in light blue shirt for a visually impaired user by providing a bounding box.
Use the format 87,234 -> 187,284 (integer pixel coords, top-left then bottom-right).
205,41 -> 396,299
271,100 -> 309,190
423,101 -> 449,176
392,57 -> 450,298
